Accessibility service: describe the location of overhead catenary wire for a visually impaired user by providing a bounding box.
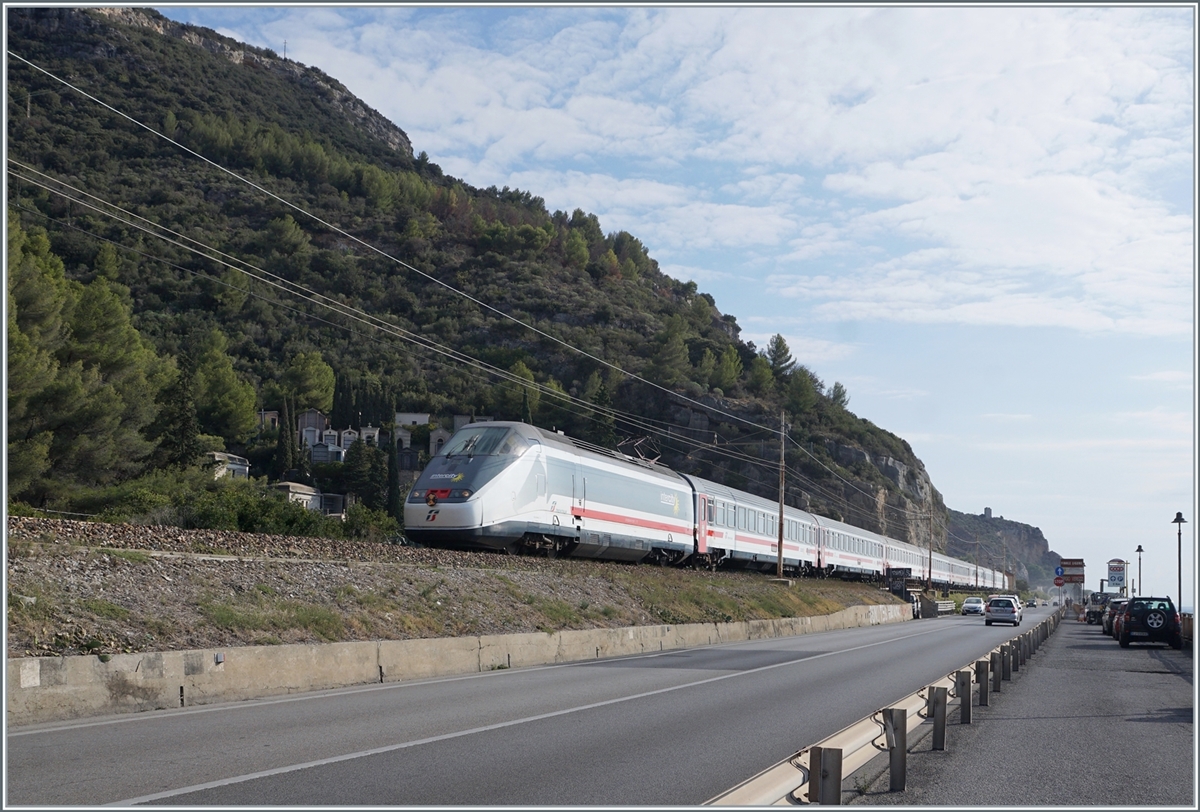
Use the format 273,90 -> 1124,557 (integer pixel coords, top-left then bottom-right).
7,171 -> 775,481
8,51 -> 944,527
14,175 -> 913,532
8,161 -> 932,529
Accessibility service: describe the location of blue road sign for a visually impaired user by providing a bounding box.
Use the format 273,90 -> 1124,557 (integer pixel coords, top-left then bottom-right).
1055,566 -> 1065,576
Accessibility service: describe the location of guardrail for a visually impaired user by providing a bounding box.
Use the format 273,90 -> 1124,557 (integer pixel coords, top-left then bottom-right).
708,606 -> 1067,805
1182,613 -> 1193,645
935,601 -> 956,616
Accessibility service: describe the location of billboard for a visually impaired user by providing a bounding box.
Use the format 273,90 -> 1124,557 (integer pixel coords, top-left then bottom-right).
1107,559 -> 1126,589
1060,558 -> 1085,584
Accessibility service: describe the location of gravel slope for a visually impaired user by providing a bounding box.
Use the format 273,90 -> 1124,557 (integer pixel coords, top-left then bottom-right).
6,517 -> 903,658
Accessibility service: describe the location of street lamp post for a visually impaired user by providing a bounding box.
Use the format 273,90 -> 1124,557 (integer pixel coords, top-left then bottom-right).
1135,544 -> 1144,597
1172,512 -> 1187,608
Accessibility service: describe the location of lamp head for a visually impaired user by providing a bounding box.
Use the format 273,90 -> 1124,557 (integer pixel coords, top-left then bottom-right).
1173,512 -> 1187,525
1135,544 -> 1144,553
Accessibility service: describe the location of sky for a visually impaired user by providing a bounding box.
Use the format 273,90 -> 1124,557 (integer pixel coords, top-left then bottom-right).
154,5 -> 1196,606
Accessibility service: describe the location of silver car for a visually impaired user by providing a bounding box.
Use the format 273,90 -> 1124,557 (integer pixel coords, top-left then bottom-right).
985,596 -> 1022,626
962,596 -> 985,615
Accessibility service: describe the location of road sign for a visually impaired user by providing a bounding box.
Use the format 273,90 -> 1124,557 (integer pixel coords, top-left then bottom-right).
1107,559 -> 1126,589
1059,558 -> 1084,567
1055,566 -> 1065,577
1054,576 -> 1065,587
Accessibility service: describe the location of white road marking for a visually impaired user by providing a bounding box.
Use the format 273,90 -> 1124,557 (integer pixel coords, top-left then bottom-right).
108,625 -> 948,805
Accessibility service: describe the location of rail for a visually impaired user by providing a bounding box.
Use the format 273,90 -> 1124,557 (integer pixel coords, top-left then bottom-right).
707,606 -> 1067,805
1182,613 -> 1193,645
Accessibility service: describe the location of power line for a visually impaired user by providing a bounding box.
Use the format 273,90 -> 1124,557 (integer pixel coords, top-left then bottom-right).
10,164 -> 935,532
7,52 -> 946,531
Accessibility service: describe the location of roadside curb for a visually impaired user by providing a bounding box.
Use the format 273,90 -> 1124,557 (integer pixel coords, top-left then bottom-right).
7,602 -> 911,727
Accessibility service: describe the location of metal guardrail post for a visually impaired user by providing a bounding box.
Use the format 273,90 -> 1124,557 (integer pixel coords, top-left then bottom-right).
931,686 -> 948,751
991,650 -> 1002,691
956,670 -> 972,724
883,707 -> 906,792
808,746 -> 843,805
1001,644 -> 1012,680
1013,638 -> 1021,672
976,658 -> 989,706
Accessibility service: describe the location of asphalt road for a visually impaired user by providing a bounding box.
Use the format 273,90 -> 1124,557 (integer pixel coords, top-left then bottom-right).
850,615 -> 1195,806
7,609 -> 1055,806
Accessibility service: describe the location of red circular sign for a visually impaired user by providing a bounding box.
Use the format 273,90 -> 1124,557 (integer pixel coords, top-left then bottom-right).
1054,576 -> 1065,587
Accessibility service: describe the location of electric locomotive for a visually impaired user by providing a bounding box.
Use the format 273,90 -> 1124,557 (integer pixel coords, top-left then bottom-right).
404,421 -> 694,562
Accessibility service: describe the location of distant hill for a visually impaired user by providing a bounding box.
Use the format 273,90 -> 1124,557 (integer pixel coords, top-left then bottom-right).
947,509 -> 1061,588
5,7 -> 1055,576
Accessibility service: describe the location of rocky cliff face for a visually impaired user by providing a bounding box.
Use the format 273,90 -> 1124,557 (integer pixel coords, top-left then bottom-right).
946,509 -> 1061,587
663,396 -> 946,551
29,7 -> 414,158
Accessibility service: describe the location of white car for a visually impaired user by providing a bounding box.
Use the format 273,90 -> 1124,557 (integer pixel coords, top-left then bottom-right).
985,596 -> 1022,626
962,596 -> 985,615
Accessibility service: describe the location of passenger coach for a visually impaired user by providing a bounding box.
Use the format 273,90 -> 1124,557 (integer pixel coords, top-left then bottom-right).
405,421 -> 1008,589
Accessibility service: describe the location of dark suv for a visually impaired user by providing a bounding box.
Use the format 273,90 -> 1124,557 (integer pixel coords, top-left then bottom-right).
1117,597 -> 1183,649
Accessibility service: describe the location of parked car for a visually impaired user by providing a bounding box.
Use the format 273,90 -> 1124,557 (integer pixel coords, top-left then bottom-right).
985,596 -> 1022,626
962,596 -> 985,615
1118,597 -> 1183,649
1102,599 -> 1127,636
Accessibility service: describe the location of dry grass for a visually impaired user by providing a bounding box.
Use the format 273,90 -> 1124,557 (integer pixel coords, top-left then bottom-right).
6,527 -> 905,658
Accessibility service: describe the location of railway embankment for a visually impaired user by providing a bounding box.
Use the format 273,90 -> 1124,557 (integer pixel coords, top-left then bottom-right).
7,517 -> 910,725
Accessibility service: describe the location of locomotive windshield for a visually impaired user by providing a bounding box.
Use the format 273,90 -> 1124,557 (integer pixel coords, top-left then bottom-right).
439,426 -> 528,458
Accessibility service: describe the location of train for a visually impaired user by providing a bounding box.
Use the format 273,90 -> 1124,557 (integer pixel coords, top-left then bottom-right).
403,421 -> 1006,590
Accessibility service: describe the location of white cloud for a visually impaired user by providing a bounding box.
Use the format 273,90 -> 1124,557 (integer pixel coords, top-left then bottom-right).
1130,370 -> 1193,383
1109,408 -> 1196,435
659,262 -> 740,287
737,325 -> 857,364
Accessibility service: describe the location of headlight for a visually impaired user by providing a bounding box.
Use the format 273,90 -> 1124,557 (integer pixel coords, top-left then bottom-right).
451,489 -> 472,499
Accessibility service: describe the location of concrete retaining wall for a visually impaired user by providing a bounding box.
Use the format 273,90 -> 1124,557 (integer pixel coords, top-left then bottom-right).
7,603 -> 909,726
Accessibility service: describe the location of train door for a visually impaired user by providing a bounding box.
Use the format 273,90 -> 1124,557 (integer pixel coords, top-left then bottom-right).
572,468 -> 586,534
696,494 -> 708,554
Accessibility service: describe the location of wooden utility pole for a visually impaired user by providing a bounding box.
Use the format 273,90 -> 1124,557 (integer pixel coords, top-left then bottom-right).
777,410 -> 785,578
926,503 -> 933,591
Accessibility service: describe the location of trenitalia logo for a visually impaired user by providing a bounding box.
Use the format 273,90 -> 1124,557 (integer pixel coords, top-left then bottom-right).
426,509 -> 439,522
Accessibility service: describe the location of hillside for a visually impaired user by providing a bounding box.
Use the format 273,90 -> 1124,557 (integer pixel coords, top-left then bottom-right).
6,7 -> 1056,578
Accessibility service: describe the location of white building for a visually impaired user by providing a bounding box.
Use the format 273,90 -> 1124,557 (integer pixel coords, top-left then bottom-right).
207,452 -> 250,479
395,412 -> 431,428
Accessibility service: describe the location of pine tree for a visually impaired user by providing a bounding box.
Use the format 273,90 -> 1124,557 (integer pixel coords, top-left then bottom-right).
766,334 -> 796,378
747,355 -> 775,396
156,354 -> 203,470
711,346 -> 743,392
591,382 -> 617,448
